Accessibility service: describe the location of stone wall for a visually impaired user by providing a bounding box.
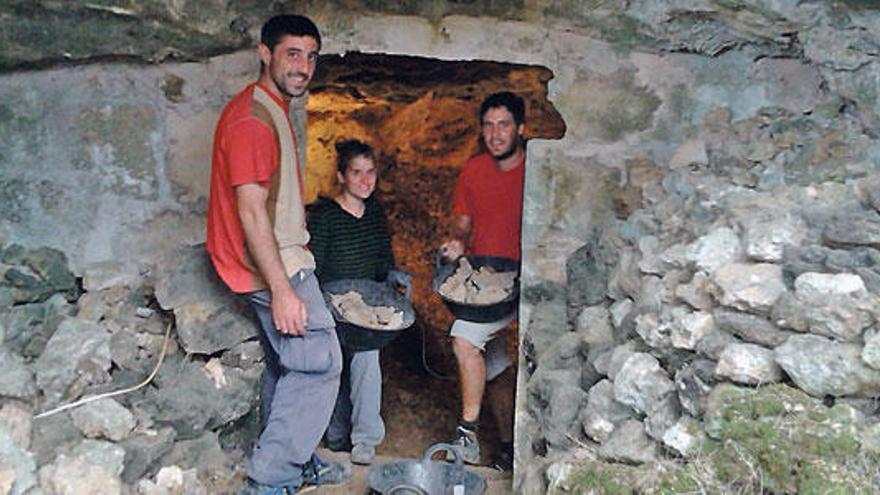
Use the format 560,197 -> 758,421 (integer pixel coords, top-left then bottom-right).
2,1 -> 880,493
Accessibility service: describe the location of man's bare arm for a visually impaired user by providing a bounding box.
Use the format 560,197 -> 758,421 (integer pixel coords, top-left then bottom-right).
236,183 -> 308,335
441,213 -> 472,260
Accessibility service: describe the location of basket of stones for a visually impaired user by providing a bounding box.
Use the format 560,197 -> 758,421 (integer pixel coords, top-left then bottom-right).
323,278 -> 415,351
433,255 -> 519,323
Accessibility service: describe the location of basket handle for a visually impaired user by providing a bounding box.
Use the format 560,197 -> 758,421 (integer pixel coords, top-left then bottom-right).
386,269 -> 412,301
423,442 -> 462,465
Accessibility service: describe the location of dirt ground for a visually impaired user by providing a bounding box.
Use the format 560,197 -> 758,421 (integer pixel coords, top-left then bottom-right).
373,318 -> 507,464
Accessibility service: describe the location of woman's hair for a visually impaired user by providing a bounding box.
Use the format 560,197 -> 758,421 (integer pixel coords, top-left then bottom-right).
335,139 -> 374,174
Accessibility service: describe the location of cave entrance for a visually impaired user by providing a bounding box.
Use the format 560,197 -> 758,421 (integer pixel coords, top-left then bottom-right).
304,52 -> 565,460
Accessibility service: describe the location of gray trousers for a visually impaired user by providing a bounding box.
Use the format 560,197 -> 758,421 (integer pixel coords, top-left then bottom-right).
246,269 -> 342,486
326,348 -> 385,448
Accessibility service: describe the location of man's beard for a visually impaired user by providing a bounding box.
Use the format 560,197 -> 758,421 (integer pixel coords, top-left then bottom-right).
273,71 -> 309,99
489,136 -> 522,162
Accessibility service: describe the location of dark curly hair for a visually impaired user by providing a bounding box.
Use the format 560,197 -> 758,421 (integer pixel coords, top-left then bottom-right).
335,139 -> 375,174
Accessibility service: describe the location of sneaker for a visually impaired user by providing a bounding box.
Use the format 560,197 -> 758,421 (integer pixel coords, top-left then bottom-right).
239,478 -> 297,495
490,444 -> 513,471
351,443 -> 375,465
447,425 -> 480,465
301,453 -> 352,487
325,437 -> 352,453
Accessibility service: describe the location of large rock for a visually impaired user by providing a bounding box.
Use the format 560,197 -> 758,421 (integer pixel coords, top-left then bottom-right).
566,236 -> 615,308
0,402 -> 32,450
160,431 -> 234,485
863,327 -> 880,370
713,309 -> 793,347
141,357 -> 260,440
662,416 -> 706,458
794,272 -> 866,300
120,427 -> 177,484
537,332 -> 586,371
645,393 -> 681,441
686,227 -> 743,274
523,289 -> 569,363
70,440 -> 126,477
137,465 -> 208,495
715,343 -> 782,385
744,216 -> 805,263
776,334 -> 880,397
542,385 -> 589,449
527,368 -> 580,416
29,412 -> 83,467
593,341 -> 638,379
0,429 -> 36,495
38,453 -> 121,495
789,272 -> 877,342
153,244 -> 256,355
579,379 -> 636,443
69,398 -> 136,442
0,348 -> 36,400
32,317 -> 111,406
675,362 -> 713,417
152,245 -> 231,310
670,309 -> 714,351
674,271 -> 714,311
822,210 -> 880,249
668,139 -> 708,170
173,299 -> 256,355
597,420 -> 658,465
0,245 -> 76,305
3,293 -> 74,357
574,305 -> 614,345
712,263 -> 785,314
613,353 -> 674,414
635,307 -> 713,351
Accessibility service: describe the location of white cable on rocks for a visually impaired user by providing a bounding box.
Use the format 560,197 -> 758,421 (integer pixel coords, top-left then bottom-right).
33,320 -> 174,420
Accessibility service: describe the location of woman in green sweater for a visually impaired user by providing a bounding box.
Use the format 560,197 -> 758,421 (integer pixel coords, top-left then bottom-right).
308,139 -> 408,465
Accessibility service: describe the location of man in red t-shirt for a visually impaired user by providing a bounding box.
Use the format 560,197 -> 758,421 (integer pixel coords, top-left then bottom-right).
441,92 -> 525,471
206,15 -> 349,494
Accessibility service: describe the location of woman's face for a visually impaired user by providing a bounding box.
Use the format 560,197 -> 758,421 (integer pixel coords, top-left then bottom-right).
338,155 -> 377,200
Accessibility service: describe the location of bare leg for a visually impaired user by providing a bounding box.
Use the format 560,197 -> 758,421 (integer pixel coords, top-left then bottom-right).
485,366 -> 515,443
452,336 -> 486,422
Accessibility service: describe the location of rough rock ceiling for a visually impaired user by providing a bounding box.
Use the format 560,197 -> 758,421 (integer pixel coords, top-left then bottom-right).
3,1 -> 878,72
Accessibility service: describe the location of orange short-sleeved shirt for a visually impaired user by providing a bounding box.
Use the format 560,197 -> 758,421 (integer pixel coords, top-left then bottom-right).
206,83 -> 296,293
452,153 -> 524,261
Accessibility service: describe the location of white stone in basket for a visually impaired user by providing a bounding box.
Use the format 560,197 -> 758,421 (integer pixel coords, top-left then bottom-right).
330,291 -> 404,329
438,258 -> 516,305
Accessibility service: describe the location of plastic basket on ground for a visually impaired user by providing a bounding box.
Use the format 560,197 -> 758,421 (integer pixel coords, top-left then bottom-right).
322,278 -> 415,352
432,254 -> 520,323
367,443 -> 486,495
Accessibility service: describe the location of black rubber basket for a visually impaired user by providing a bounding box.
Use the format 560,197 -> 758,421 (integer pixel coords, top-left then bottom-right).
432,255 -> 520,323
322,278 -> 415,352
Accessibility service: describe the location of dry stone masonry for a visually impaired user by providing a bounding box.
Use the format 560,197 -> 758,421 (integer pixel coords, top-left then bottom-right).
1,1 -> 880,494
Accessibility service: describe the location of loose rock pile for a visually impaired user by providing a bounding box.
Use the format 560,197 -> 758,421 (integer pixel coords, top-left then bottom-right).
520,110 -> 880,492
0,243 -> 258,494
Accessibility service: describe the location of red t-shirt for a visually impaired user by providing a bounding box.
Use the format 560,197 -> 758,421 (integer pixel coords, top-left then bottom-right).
206,83 -> 284,293
452,153 -> 524,261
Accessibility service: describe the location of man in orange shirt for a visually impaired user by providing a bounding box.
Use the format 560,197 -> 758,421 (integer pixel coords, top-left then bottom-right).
206,15 -> 349,494
441,92 -> 526,471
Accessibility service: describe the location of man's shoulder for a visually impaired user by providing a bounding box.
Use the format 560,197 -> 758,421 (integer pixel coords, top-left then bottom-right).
460,153 -> 490,172
459,153 -> 497,180
463,153 -> 493,168
217,84 -> 274,133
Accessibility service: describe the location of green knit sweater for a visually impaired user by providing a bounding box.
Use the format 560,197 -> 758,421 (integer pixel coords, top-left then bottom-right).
307,196 -> 395,285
